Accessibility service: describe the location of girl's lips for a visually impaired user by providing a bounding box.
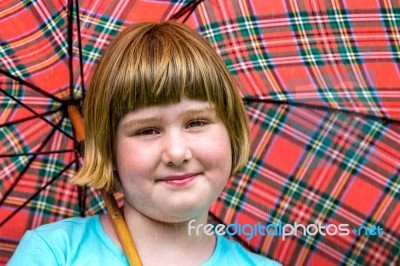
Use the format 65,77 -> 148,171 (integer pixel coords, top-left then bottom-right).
158,173 -> 199,186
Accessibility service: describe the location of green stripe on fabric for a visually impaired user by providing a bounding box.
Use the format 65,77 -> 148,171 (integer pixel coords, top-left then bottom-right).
315,193 -> 340,218
287,11 -> 324,66
299,48 -> 324,66
40,11 -> 65,37
223,156 -> 266,212
316,87 -> 344,105
61,113 -> 73,135
0,129 -> 31,171
269,91 -> 290,101
82,44 -> 103,63
305,116 -> 333,159
39,12 -> 68,60
326,9 -> 352,29
238,15 -> 275,71
260,107 -> 288,134
21,0 -> 37,8
305,114 -> 384,176
198,21 -> 224,42
31,195 -> 58,219
355,87 -> 381,110
384,238 -> 400,265
38,157 -> 66,177
326,9 -> 363,65
283,177 -> 339,251
340,120 -> 384,175
0,42 -> 30,77
380,8 -> 400,63
236,16 -> 262,36
384,171 -> 400,200
337,45 -> 362,65
224,58 -> 238,75
170,0 -> 192,4
94,15 -> 123,37
269,208 -> 289,224
342,250 -> 365,266
0,86 -> 24,108
82,16 -> 123,64
287,11 -> 312,30
199,16 -> 275,73
249,52 -> 275,70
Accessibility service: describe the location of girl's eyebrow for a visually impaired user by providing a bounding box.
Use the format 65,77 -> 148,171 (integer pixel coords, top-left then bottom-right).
121,106 -> 215,129
183,107 -> 215,117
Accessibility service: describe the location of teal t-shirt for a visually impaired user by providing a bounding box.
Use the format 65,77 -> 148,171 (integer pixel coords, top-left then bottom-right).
8,216 -> 281,266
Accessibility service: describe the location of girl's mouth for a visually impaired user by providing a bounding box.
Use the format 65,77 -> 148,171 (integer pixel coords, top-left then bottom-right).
157,173 -> 199,186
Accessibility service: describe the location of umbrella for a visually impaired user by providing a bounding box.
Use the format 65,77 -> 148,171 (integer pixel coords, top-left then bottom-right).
1,1 -> 399,266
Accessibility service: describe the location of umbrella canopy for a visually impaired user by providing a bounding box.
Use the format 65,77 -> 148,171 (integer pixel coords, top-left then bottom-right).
1,0 -> 399,265
188,1 -> 400,265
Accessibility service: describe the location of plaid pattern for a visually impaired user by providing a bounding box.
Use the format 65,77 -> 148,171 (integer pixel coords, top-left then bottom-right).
1,0 -> 399,265
194,1 -> 400,265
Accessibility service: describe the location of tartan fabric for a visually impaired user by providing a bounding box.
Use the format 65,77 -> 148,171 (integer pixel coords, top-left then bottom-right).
194,1 -> 400,265
0,0 -> 399,265
211,102 -> 399,266
194,0 -> 400,120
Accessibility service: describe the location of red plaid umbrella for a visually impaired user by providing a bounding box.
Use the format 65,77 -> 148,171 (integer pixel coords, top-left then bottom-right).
1,1 -> 399,265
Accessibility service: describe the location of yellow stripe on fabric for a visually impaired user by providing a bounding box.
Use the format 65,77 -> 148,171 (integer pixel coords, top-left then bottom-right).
0,109 -> 12,124
330,0 -> 380,112
0,1 -> 26,19
288,0 -> 341,109
383,0 -> 400,54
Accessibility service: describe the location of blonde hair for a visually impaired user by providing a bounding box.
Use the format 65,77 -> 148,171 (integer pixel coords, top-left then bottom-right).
72,21 -> 250,192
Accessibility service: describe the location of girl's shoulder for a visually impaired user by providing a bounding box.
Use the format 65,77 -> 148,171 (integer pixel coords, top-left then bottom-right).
8,215 -> 128,266
32,215 -> 99,234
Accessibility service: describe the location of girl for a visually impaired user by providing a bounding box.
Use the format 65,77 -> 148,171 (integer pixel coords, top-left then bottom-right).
9,21 -> 281,266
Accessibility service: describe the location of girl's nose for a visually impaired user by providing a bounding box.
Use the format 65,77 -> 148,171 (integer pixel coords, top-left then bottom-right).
161,133 -> 192,166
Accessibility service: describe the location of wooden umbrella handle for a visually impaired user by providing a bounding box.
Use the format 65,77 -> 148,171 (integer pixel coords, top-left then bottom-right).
101,190 -> 143,266
68,105 -> 142,265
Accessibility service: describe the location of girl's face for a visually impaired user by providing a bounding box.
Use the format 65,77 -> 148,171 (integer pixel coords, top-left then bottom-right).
115,98 -> 232,223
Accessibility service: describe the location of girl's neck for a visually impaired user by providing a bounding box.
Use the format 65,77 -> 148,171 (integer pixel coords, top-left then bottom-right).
101,205 -> 216,266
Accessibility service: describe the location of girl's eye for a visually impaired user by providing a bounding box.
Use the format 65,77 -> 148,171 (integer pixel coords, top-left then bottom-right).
187,120 -> 208,129
135,128 -> 159,136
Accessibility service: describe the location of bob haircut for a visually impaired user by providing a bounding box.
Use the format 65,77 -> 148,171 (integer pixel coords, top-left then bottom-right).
72,21 -> 250,192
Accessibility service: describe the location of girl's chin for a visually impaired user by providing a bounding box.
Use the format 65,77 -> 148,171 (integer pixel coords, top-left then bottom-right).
145,208 -> 210,225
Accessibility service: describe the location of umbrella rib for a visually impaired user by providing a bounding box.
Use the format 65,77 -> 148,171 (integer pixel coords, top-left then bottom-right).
74,149 -> 86,217
68,0 -> 74,100
168,0 -> 204,22
0,159 -> 78,227
0,115 -> 66,208
0,69 -> 62,103
244,98 -> 400,125
0,87 -> 74,140
0,108 -> 63,128
74,0 -> 86,99
0,149 -> 76,158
